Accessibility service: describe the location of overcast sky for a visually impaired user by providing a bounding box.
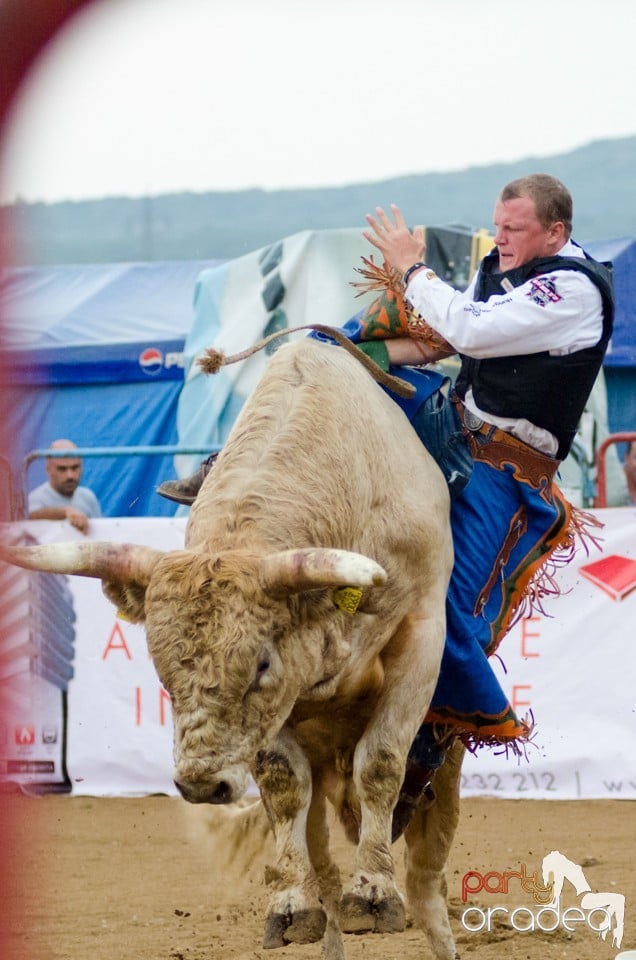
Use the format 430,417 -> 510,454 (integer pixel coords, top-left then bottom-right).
1,0 -> 635,204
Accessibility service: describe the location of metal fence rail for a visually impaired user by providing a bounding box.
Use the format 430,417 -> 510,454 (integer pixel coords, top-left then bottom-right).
7,434 -> 634,518
594,432 -> 636,508
0,455 -> 14,522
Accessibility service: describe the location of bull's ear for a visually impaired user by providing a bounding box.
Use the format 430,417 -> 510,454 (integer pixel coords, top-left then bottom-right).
260,548 -> 386,598
103,580 -> 148,624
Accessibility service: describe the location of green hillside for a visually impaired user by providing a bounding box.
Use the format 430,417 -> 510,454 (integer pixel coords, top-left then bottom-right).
5,135 -> 635,264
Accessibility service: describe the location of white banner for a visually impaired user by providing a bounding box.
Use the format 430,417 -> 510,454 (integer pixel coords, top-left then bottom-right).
1,510 -> 634,799
461,506 -> 636,799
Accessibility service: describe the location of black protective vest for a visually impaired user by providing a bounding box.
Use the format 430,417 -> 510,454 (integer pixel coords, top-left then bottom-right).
454,249 -> 614,460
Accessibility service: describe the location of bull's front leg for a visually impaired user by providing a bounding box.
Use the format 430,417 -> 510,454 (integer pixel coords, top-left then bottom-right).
254,727 -> 328,949
341,610 -> 445,935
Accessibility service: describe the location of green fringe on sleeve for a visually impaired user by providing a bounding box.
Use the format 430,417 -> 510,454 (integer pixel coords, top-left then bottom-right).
355,340 -> 390,372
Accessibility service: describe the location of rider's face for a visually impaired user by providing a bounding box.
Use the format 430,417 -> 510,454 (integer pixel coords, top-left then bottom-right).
493,195 -> 564,271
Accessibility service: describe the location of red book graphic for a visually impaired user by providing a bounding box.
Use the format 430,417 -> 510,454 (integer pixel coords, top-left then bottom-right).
579,554 -> 636,601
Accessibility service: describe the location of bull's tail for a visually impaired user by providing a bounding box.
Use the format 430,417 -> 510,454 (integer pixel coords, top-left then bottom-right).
196,323 -> 416,400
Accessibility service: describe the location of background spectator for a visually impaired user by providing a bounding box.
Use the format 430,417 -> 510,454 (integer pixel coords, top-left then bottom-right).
28,439 -> 102,534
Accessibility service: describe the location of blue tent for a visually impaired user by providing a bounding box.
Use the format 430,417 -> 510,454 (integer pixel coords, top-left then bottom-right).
0,260 -> 219,517
585,237 -> 636,437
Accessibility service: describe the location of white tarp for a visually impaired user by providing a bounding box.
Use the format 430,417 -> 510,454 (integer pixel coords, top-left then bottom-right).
175,229 -> 379,479
1,510 -> 634,799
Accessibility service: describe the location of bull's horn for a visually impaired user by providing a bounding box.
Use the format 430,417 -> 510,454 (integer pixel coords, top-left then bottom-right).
260,548 -> 387,597
0,541 -> 164,586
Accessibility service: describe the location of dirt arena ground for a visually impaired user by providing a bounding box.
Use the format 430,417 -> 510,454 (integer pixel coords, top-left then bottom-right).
2,793 -> 634,960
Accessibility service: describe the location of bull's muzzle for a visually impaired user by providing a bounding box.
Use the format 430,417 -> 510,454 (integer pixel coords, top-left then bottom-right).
173,764 -> 248,805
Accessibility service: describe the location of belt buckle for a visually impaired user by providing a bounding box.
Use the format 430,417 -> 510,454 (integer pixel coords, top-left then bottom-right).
463,408 -> 485,432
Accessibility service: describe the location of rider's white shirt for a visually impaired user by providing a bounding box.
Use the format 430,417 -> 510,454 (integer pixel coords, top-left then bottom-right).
405,239 -> 604,455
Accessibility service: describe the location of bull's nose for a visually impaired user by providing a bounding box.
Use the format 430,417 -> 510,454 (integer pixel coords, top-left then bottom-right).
174,779 -> 191,800
173,779 -> 234,804
208,780 -> 233,803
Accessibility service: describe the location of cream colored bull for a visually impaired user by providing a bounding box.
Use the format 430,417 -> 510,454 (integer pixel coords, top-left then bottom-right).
1,338 -> 459,960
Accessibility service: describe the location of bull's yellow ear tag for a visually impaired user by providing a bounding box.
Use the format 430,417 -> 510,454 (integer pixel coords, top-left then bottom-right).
333,587 -> 363,615
116,610 -> 132,622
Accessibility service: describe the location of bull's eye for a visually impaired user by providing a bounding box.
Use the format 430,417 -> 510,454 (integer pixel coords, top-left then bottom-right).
256,657 -> 270,678
246,648 -> 278,696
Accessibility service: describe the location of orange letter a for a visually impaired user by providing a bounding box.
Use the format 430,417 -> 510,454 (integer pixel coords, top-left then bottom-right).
102,622 -> 133,660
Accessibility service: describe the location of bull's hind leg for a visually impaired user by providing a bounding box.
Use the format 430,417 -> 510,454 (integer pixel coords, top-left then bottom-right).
341,610 -> 445,936
404,740 -> 464,960
306,780 -> 345,960
254,728 -> 328,949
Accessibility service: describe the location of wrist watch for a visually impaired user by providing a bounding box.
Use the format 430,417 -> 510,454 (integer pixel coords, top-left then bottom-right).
402,262 -> 427,287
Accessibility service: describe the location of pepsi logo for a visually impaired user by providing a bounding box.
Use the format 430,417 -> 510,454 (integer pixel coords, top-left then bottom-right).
139,347 -> 164,375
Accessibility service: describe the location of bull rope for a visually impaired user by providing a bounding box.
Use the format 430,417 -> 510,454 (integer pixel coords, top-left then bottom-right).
196,323 -> 416,400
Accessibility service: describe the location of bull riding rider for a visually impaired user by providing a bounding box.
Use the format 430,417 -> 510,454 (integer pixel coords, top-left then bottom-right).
158,174 -> 614,840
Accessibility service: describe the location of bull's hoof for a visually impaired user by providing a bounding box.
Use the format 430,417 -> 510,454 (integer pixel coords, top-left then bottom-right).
284,908 -> 327,944
375,894 -> 406,933
263,908 -> 327,948
340,893 -> 406,935
340,894 -> 376,933
263,913 -> 287,948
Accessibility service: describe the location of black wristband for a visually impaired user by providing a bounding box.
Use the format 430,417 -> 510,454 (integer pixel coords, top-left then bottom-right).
402,262 -> 427,287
